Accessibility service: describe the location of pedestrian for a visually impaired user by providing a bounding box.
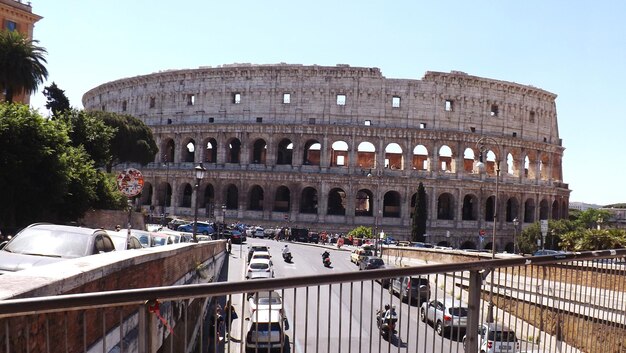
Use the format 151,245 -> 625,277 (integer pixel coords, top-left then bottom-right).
224,300 -> 237,337
226,238 -> 232,254
210,304 -> 225,342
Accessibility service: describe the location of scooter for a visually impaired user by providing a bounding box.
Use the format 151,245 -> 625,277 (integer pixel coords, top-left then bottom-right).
376,309 -> 397,340
322,253 -> 331,267
283,252 -> 292,263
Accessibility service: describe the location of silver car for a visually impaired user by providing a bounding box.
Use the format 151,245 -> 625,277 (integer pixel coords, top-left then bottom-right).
420,298 -> 468,336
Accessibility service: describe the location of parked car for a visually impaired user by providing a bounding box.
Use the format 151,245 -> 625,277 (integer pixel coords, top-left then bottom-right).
245,309 -> 286,352
359,256 -> 385,270
308,232 -> 319,243
381,237 -> 398,245
0,223 -> 116,274
247,290 -> 283,314
532,249 -> 566,256
389,276 -> 431,304
420,298 -> 469,336
167,218 -> 188,230
411,242 -> 434,248
246,258 -> 274,279
250,251 -> 272,262
107,230 -> 144,250
463,322 -> 519,353
176,222 -> 215,235
375,263 -> 397,288
350,248 -> 373,265
223,229 -> 245,244
248,245 -> 270,263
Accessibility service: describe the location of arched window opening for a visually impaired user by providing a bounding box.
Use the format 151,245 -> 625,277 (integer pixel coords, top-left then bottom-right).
460,241 -> 476,250
485,196 -> 495,221
384,143 -> 403,170
357,141 -> 376,169
524,156 -> 530,178
506,197 -> 519,222
141,183 -> 153,206
506,153 -> 515,175
300,187 -> 318,214
163,139 -> 175,163
327,188 -> 346,215
252,139 -> 267,164
205,138 -> 217,163
184,139 -> 195,163
462,194 -> 478,220
203,184 -> 214,217
355,189 -> 373,216
551,200 -> 560,220
225,184 -> 238,210
463,148 -> 475,173
412,145 -> 429,170
383,191 -> 401,217
161,183 -> 172,208
181,183 -> 192,207
274,186 -> 291,212
226,139 -> 242,164
276,139 -> 293,165
248,185 -> 264,211
438,145 -> 453,172
331,141 -> 349,167
437,193 -> 454,220
303,140 -> 321,165
539,199 -> 550,220
524,199 -> 535,223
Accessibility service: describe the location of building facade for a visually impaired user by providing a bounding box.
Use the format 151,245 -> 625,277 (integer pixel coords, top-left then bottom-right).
83,64 -> 570,250
0,0 -> 42,104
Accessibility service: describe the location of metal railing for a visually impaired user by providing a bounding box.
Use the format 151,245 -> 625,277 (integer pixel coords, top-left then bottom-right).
1,249 -> 625,353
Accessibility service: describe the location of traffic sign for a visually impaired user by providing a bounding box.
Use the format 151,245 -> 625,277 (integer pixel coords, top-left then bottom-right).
116,168 -> 144,197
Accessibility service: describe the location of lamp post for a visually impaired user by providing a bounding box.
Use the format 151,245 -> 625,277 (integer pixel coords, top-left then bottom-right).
476,137 -> 500,323
513,218 -> 519,254
366,169 -> 382,257
162,157 -> 170,228
192,163 -> 206,242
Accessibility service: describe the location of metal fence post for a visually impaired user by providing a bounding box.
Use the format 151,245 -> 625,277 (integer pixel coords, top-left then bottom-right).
465,270 -> 483,353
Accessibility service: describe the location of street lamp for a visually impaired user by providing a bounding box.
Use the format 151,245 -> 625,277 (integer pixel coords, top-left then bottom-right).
192,163 -> 206,242
476,137 -> 501,323
162,157 -> 170,227
366,169 -> 382,257
513,218 -> 519,254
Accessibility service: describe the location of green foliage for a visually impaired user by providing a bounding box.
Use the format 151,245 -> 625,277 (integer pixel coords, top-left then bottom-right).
57,109 -> 115,168
93,172 -> 128,210
412,182 -> 427,242
0,30 -> 48,103
42,82 -> 70,117
560,228 -> 626,251
89,111 -> 158,171
348,225 -> 372,238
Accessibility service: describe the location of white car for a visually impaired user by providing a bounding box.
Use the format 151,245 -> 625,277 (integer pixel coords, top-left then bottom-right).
254,227 -> 265,238
420,298 -> 468,336
247,290 -> 283,314
246,258 -> 274,279
250,251 -> 272,262
463,322 -> 519,353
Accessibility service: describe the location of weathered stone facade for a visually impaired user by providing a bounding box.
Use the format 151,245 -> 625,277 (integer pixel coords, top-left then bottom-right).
82,64 -> 570,250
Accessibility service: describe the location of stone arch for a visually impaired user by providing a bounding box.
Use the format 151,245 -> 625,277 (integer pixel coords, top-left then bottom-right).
276,138 -> 293,165
204,138 -> 217,163
162,138 -> 175,163
384,143 -> 403,170
159,182 -> 172,208
462,193 -> 478,220
460,240 -> 476,250
303,139 -> 321,165
274,185 -> 291,212
225,184 -> 239,210
485,196 -> 495,221
251,139 -> 267,164
412,144 -> 429,171
506,153 -> 515,175
438,145 -> 454,172
248,185 -> 264,211
140,182 -> 152,206
357,141 -> 376,169
226,138 -> 242,164
551,199 -> 560,220
181,138 -> 196,163
355,189 -> 373,216
180,183 -> 192,207
409,191 -> 429,218
203,184 -> 214,217
524,155 -> 531,178
330,140 -> 349,167
506,197 -> 519,222
539,153 -> 550,180
463,148 -> 475,173
561,200 -> 568,219
300,186 -> 318,214
437,192 -> 455,220
539,199 -> 550,220
524,198 -> 535,223
327,188 -> 347,215
504,242 -> 515,253
383,190 -> 401,218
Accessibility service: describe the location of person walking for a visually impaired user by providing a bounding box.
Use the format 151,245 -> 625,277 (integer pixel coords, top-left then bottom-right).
224,300 -> 237,339
226,238 -> 232,254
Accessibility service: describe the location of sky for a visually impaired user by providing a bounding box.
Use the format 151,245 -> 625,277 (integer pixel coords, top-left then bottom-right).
27,0 -> 626,206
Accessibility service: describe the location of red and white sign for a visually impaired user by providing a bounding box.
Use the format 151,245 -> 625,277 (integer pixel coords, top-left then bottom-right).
479,229 -> 486,236
116,168 -> 144,197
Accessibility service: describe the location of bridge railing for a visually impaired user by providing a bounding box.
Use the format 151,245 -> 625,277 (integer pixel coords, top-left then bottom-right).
0,249 -> 625,353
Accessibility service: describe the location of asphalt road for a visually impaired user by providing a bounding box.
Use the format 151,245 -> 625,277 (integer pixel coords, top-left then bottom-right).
226,238 -> 468,353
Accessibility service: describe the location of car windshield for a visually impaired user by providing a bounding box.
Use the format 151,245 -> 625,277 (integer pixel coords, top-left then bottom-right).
249,262 -> 269,270
253,254 -> 271,259
488,330 -> 517,342
258,297 -> 282,305
251,323 -> 282,332
361,250 -> 373,256
5,227 -> 91,258
448,307 -> 468,317
369,258 -> 384,266
409,277 -> 430,287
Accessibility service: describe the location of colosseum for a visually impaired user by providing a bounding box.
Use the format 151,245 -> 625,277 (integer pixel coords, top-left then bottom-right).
82,63 -> 570,251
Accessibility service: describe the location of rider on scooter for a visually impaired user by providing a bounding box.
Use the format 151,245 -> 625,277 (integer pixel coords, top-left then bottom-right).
282,244 -> 291,258
322,250 -> 330,259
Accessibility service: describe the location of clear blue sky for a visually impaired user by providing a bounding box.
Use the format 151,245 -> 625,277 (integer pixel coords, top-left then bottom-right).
28,0 -> 626,206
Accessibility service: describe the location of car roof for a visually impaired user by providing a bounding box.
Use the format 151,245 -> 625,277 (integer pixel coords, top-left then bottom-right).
251,290 -> 281,300
249,258 -> 272,265
24,223 -> 101,235
483,322 -> 513,331
250,309 -> 283,323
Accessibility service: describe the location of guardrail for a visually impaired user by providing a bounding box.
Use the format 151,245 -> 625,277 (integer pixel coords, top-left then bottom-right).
1,249 -> 625,353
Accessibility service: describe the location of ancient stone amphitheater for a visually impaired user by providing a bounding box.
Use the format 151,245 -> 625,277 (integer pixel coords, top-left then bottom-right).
83,63 -> 570,250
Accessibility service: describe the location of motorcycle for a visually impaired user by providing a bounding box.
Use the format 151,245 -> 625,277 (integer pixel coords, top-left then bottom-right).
322,253 -> 331,267
283,252 -> 292,263
376,309 -> 398,340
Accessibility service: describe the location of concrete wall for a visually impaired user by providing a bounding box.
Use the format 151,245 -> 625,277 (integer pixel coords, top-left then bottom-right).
0,240 -> 227,353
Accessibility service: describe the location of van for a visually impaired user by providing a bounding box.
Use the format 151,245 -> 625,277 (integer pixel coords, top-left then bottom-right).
389,276 -> 431,304
245,309 -> 286,352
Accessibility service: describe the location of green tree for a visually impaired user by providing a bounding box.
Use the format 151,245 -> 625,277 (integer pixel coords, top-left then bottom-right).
0,103 -> 100,229
560,228 -> 626,251
0,31 -> 48,103
58,109 -> 115,168
89,111 -> 158,172
42,82 -> 70,118
412,182 -> 427,242
570,208 -> 612,230
348,225 -> 372,239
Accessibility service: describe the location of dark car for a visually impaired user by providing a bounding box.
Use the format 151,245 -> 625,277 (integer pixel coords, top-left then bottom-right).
375,263 -> 397,288
0,223 -> 116,274
359,256 -> 385,270
177,222 -> 215,235
291,228 -> 309,242
308,232 -> 319,243
224,229 -> 245,244
389,276 -> 431,304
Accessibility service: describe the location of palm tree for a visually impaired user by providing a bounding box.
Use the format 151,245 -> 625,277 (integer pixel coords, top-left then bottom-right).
0,30 -> 48,103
